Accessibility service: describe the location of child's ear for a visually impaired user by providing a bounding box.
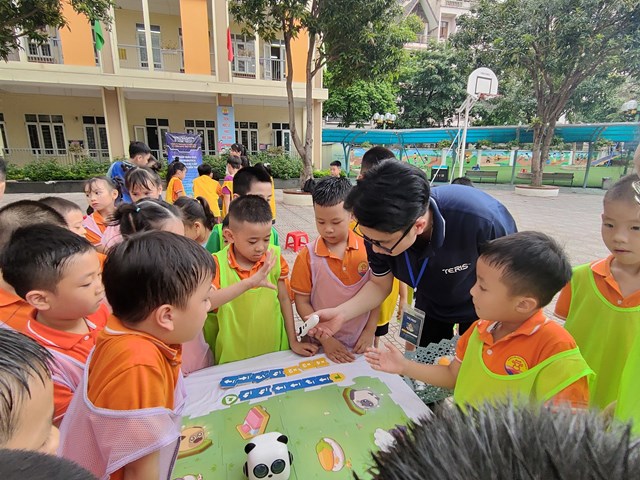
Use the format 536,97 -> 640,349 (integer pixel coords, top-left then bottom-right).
24,290 -> 52,311
232,193 -> 240,200
224,228 -> 235,244
153,304 -> 175,333
515,296 -> 538,314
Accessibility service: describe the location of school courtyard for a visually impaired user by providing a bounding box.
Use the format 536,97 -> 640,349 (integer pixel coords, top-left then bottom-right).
0,183 -> 609,351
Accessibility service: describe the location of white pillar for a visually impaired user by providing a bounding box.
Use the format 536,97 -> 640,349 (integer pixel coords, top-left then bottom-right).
141,0 -> 154,72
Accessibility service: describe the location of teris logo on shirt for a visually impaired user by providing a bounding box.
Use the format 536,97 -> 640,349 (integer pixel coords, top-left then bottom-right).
441,263 -> 471,275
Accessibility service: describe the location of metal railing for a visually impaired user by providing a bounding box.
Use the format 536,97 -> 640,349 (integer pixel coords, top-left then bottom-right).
118,44 -> 215,75
232,55 -> 256,78
260,58 -> 286,81
3,148 -> 111,166
26,36 -> 63,64
444,0 -> 476,9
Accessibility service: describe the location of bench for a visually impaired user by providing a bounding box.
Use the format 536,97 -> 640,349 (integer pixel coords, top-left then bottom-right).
516,172 -> 575,186
464,170 -> 498,184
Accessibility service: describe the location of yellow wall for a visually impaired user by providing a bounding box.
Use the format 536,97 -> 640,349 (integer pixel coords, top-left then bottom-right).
289,28 -> 309,84
59,1 -> 95,66
179,0 -> 211,75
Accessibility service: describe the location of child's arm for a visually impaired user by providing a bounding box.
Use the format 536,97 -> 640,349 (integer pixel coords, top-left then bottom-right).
353,306 -> 379,354
397,282 -> 409,320
123,450 -> 160,480
365,343 -> 459,390
222,193 -> 231,214
209,251 -> 277,309
285,289 -> 318,357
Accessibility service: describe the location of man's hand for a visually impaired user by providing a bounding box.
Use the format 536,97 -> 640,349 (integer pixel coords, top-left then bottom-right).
307,308 -> 346,340
245,250 -> 277,290
322,337 -> 356,364
290,339 -> 319,357
365,343 -> 407,375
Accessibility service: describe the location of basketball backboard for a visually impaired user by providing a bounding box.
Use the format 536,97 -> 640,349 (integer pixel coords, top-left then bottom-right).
467,67 -> 499,96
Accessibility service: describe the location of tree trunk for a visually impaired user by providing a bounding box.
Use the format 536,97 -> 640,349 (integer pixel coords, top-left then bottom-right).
530,118 -> 557,187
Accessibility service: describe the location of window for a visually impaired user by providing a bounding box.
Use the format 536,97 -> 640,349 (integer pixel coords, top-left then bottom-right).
272,122 -> 291,153
231,34 -> 256,77
235,121 -> 258,154
0,113 -> 8,154
83,116 -> 109,159
145,118 -> 170,159
440,21 -> 449,40
262,40 -> 285,81
136,23 -> 162,69
185,120 -> 216,156
25,114 -> 66,155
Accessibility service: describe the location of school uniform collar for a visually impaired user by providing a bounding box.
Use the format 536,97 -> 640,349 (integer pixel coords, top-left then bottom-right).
0,286 -> 24,307
226,244 -> 267,273
103,315 -> 181,361
26,311 -> 100,351
314,230 -> 362,258
475,309 -> 547,347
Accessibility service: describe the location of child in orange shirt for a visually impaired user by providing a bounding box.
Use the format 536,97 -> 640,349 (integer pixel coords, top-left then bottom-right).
0,201 -> 67,331
1,224 -> 108,424
193,164 -> 222,221
165,160 -> 187,204
59,231 -> 215,480
83,176 -> 119,251
366,232 -> 593,409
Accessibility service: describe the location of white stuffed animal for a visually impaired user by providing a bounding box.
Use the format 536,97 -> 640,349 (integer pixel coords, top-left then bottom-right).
243,431 -> 293,480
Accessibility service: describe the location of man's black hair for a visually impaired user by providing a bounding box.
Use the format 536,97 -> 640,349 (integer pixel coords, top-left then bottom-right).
233,166 -> 272,196
0,330 -> 53,447
330,160 -> 342,168
361,146 -> 395,173
111,199 -> 182,237
604,173 -> 640,205
128,141 -> 151,158
1,225 -> 93,298
312,176 -> 352,207
479,231 -> 571,307
0,448 -> 97,479
451,176 -> 475,187
103,231 -> 215,325
228,195 -> 272,225
0,201 -> 66,251
345,160 -> 430,233
361,401 -> 640,480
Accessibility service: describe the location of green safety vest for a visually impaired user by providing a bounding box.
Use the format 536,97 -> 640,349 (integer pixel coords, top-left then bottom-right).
454,326 -> 594,408
615,333 -> 640,436
564,263 -> 640,409
205,224 -> 280,254
203,245 -> 289,365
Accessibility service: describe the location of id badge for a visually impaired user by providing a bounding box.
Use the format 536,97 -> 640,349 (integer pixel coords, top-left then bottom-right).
399,304 -> 425,346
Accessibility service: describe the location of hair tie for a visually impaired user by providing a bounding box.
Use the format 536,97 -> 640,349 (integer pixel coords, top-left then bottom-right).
135,207 -> 140,212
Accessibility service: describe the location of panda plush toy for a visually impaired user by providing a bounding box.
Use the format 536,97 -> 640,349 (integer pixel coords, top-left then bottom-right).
243,431 -> 293,480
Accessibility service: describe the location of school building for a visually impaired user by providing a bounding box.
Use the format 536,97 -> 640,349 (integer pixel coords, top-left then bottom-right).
0,0 -> 327,166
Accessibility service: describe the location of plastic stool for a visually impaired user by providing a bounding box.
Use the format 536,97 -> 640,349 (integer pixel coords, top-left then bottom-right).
285,231 -> 309,253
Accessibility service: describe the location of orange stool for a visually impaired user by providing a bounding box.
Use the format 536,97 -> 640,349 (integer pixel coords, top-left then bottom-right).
285,231 -> 309,253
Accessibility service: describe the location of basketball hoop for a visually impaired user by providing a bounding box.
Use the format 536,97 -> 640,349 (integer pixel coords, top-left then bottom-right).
477,93 -> 500,102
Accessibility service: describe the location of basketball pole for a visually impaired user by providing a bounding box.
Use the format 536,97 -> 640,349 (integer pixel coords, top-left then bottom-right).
457,94 -> 478,179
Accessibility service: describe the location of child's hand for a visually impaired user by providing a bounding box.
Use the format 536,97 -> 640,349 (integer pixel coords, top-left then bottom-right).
291,339 -> 319,357
353,329 -> 375,354
365,343 -> 406,375
322,337 -> 356,363
246,250 -> 277,290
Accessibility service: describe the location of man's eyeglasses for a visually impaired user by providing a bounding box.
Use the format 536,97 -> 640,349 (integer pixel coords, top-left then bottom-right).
352,222 -> 413,254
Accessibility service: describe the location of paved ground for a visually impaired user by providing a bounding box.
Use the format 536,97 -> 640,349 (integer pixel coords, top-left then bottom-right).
0,184 -> 609,351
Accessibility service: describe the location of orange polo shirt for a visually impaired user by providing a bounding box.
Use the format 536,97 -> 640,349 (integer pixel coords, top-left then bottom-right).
456,310 -> 589,407
212,244 -> 289,289
0,286 -> 33,331
84,211 -> 107,245
555,256 -> 640,319
290,231 -> 369,295
25,304 -> 109,422
87,315 -> 182,480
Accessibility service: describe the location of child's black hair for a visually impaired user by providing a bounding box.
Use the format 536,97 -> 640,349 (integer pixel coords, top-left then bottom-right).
345,160 -> 430,233
0,330 -> 53,448
166,160 -> 186,183
0,224 -> 94,298
39,197 -> 83,217
255,162 -> 273,177
312,176 -> 352,207
479,231 -> 571,308
228,195 -> 272,225
124,167 -> 162,193
233,166 -> 272,197
227,156 -> 242,170
197,164 -> 212,176
84,176 -> 118,195
103,231 -> 215,325
604,173 -> 640,205
361,146 -> 395,174
221,214 -> 229,229
361,401 -> 640,480
174,196 -> 216,230
111,199 -> 182,237
0,200 -> 66,251
0,449 -> 98,479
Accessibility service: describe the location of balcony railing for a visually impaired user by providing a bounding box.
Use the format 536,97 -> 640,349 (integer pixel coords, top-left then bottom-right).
117,44 -> 215,75
232,55 -> 257,79
4,148 -> 111,167
26,36 -> 63,64
260,58 -> 286,81
444,0 -> 477,9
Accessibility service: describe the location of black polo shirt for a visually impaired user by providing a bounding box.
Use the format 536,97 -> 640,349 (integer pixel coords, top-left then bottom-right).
366,185 -> 517,325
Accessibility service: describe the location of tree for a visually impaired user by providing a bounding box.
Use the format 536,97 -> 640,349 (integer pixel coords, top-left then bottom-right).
564,73 -> 638,123
0,0 -> 113,61
230,0 -> 414,182
471,74 -> 538,126
453,0 -> 640,186
323,70 -> 398,127
394,44 -> 466,128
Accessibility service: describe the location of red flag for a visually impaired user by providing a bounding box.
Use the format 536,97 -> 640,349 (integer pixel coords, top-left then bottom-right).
226,28 -> 234,62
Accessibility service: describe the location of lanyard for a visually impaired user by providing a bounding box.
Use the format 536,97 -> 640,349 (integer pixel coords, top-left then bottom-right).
404,251 -> 429,291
